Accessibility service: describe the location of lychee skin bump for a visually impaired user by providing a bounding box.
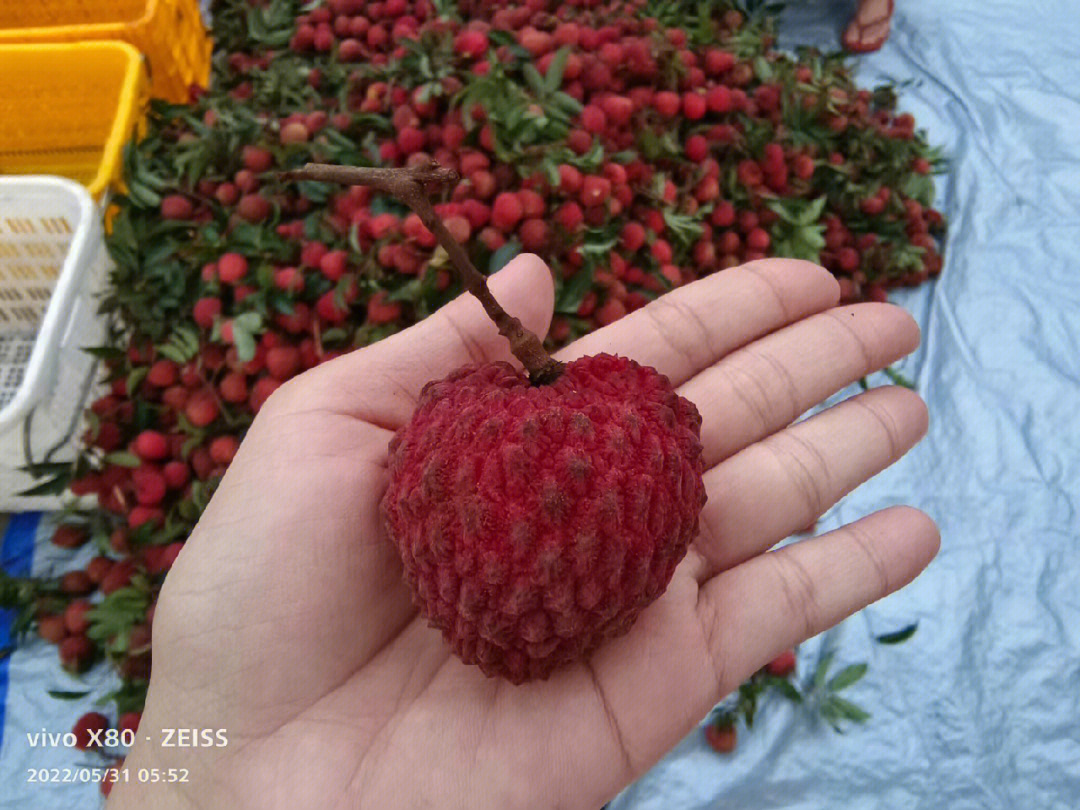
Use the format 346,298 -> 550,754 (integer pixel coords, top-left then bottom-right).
382,353 -> 707,684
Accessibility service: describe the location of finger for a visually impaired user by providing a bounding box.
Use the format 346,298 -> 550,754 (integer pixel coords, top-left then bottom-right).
696,506 -> 940,692
556,259 -> 839,387
683,302 -> 921,468
284,253 -> 555,427
695,385 -> 929,578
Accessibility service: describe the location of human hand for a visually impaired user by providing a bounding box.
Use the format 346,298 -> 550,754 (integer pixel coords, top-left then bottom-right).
111,255 -> 938,810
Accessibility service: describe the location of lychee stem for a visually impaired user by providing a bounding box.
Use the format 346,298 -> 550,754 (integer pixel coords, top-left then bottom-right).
281,162 -> 564,385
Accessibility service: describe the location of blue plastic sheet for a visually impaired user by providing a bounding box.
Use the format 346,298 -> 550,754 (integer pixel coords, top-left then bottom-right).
2,1 -> 1080,808
611,1 -> 1080,808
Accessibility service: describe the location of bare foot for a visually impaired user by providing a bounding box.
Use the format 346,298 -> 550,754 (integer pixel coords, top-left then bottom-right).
843,0 -> 894,52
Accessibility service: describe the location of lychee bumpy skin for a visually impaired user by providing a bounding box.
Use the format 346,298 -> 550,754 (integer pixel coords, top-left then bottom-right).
382,353 -> 706,683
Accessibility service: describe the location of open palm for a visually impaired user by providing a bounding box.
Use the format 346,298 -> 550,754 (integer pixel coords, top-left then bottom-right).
113,256 -> 938,810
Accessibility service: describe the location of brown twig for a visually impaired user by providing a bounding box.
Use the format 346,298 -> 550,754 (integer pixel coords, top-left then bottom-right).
280,162 -> 563,385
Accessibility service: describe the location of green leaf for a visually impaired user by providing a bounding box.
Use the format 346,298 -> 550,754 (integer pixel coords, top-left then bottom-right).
87,586 -> 151,654
126,366 -> 148,397
876,622 -> 918,645
764,676 -> 802,703
16,472 -> 72,497
828,663 -> 868,692
156,324 -> 200,364
180,429 -> 204,458
883,367 -> 916,389
369,197 -> 407,217
662,210 -> 705,247
568,138 -> 605,171
233,327 -> 256,364
544,47 -> 571,94
797,226 -> 826,250
297,180 -> 332,204
541,159 -> 561,187
487,29 -> 515,47
549,91 -> 583,117
900,173 -> 934,206
522,64 -> 547,96
820,700 -> 843,728
81,345 -> 124,360
104,452 -> 142,469
796,196 -> 828,226
348,223 -> 363,254
126,179 -> 162,209
157,343 -> 186,363
19,460 -> 75,478
765,200 -> 794,224
827,695 -> 871,723
232,311 -> 264,333
489,240 -> 521,274
754,55 -> 774,81
99,680 -> 148,715
737,681 -> 762,727
48,690 -> 91,701
320,327 -> 348,345
581,240 -> 616,259
812,651 -> 835,691
555,266 -> 596,314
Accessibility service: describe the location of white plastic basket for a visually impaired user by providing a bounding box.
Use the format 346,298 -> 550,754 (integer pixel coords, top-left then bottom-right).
0,176 -> 109,511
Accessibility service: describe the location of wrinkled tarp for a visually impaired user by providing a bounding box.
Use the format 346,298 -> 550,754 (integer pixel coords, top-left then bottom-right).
1,514 -> 123,809
611,1 -> 1080,808
2,1 -> 1080,808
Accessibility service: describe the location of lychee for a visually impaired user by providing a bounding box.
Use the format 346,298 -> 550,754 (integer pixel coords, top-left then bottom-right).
705,721 -> 737,753
160,195 -> 193,220
59,635 -> 94,673
87,556 -> 114,584
133,430 -> 169,461
193,297 -> 222,329
64,600 -> 93,635
72,712 -> 109,750
146,359 -> 179,388
118,712 -> 141,735
38,614 -> 66,644
60,570 -> 94,596
51,525 -> 89,549
217,252 -> 248,283
133,465 -> 167,506
382,354 -> 705,683
491,192 -> 523,231
765,648 -> 797,677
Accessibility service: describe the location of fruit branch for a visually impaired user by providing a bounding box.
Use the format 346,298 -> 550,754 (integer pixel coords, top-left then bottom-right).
281,162 -> 564,385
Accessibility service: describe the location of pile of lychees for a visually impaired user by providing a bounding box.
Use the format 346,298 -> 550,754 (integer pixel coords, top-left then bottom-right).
0,0 -> 944,787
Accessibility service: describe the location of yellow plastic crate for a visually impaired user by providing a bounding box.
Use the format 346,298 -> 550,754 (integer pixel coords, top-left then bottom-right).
0,42 -> 148,199
0,0 -> 211,102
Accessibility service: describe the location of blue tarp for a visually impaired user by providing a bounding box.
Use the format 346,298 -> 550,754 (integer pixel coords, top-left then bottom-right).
612,1 -> 1080,808
2,1 -> 1080,807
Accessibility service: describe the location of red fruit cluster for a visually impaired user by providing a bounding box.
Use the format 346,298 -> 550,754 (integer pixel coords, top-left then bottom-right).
39,521 -> 155,679
32,0 -> 944,753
